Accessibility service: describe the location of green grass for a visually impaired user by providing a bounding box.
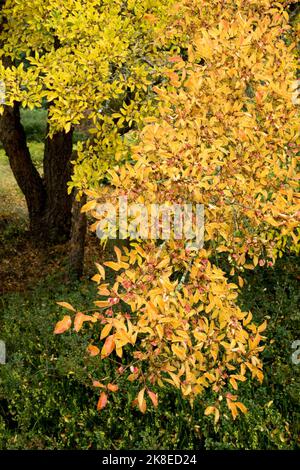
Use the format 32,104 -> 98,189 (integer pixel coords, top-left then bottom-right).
20,108 -> 47,143
20,108 -> 87,144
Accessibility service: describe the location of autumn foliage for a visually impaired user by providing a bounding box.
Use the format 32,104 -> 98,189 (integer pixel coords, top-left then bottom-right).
52,0 -> 299,421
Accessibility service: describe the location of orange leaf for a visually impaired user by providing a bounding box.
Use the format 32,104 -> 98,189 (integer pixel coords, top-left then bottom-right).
91,274 -> 102,283
168,56 -> 182,63
101,335 -> 115,358
147,390 -> 158,407
143,13 -> 157,23
97,392 -> 108,411
87,344 -> 100,356
54,315 -> 72,334
74,312 -> 97,332
94,300 -> 111,308
235,402 -> 248,414
107,383 -> 119,392
93,380 -> 105,388
98,285 -> 110,296
74,312 -> 85,332
56,302 -> 76,312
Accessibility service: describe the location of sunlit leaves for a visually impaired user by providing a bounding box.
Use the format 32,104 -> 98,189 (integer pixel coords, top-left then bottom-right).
49,0 -> 299,422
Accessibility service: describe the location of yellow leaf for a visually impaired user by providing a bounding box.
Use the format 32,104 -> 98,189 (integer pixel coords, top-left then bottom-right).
64,122 -> 71,133
229,377 -> 238,390
100,323 -> 113,340
56,302 -> 76,312
137,388 -> 146,413
257,320 -> 267,333
101,335 -> 115,358
81,200 -> 97,213
214,407 -> 220,424
87,344 -> 100,356
204,406 -> 215,416
168,372 -> 181,389
92,274 -> 102,283
227,400 -> 238,420
256,369 -> 264,383
103,261 -> 122,271
94,300 -> 111,308
235,402 -> 248,414
114,246 -> 122,263
156,324 -> 164,339
95,263 -> 106,280
243,312 -> 252,326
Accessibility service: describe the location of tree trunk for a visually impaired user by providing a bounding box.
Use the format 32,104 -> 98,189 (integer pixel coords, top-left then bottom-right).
68,190 -> 87,279
0,103 -> 46,233
42,126 -> 73,242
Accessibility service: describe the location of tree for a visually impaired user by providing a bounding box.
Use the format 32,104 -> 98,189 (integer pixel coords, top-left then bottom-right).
55,0 -> 299,421
0,1 -> 73,242
0,0 -> 172,242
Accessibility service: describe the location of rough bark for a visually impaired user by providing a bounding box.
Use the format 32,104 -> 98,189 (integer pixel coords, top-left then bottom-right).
42,126 -> 73,242
0,2 -> 46,233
